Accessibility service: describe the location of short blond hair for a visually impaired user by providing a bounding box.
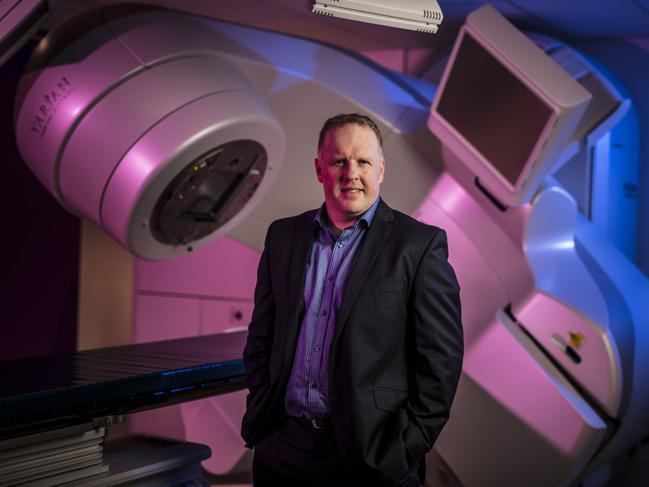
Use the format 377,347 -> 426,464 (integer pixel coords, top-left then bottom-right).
317,113 -> 383,153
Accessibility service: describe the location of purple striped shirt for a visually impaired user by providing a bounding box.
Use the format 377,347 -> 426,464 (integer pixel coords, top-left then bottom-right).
285,197 -> 380,419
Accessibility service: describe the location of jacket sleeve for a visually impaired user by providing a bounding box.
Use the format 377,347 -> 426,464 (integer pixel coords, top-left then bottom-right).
403,228 -> 463,462
242,223 -> 276,403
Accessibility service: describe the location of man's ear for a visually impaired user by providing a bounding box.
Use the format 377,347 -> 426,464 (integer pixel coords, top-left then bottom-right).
315,158 -> 324,182
379,159 -> 385,183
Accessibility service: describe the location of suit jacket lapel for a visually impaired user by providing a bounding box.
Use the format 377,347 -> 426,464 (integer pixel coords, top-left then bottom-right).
282,211 -> 315,366
332,200 -> 395,347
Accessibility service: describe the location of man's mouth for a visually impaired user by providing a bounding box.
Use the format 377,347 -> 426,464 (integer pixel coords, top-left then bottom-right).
341,188 -> 363,193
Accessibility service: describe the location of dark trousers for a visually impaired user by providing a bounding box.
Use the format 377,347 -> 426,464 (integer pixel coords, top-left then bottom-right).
252,416 -> 420,487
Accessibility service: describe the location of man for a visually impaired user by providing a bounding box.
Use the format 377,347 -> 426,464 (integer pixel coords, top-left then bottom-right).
242,113 -> 463,487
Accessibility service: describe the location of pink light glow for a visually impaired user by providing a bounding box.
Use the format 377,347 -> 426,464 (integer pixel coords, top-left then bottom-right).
429,172 -> 470,216
122,146 -> 162,183
464,317 -> 604,455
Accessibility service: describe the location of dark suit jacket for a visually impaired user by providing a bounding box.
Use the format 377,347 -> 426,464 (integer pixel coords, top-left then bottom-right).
241,199 -> 463,485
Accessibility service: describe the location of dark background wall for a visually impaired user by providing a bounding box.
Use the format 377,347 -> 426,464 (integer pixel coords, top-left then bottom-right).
0,42 -> 80,361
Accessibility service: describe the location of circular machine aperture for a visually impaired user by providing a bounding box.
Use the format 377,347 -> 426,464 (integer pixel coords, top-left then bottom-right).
151,139 -> 266,246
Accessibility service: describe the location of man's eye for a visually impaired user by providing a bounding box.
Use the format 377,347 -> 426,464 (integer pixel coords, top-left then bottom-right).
333,159 -> 345,165
359,159 -> 370,165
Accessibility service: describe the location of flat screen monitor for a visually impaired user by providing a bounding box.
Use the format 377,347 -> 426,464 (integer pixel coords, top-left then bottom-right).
428,5 -> 591,206
436,32 -> 557,189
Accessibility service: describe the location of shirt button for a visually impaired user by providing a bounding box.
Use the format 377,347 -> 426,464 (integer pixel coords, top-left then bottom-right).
314,345 -> 320,352
322,309 -> 328,317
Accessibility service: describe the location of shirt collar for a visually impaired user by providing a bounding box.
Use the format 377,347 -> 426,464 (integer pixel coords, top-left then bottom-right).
314,196 -> 381,231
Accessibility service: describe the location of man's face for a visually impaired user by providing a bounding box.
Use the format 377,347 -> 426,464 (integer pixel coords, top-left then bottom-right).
315,123 -> 385,226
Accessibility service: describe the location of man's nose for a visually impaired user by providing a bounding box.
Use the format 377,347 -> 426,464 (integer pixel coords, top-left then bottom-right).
343,162 -> 360,180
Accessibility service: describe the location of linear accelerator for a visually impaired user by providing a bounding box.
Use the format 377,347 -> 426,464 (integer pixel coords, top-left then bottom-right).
5,4 -> 649,486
